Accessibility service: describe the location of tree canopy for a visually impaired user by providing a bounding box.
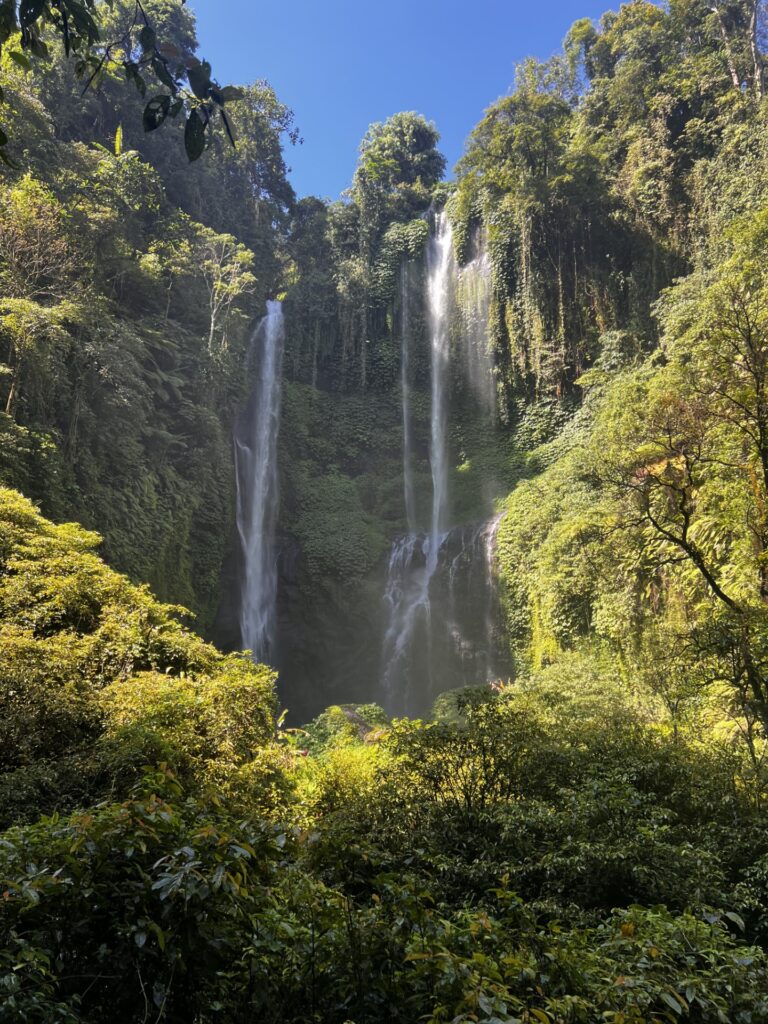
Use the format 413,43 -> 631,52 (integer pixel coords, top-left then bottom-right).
0,0 -> 252,162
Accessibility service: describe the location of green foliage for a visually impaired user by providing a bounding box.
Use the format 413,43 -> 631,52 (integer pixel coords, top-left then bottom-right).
373,217 -> 429,299
99,656 -> 279,795
292,467 -> 387,580
0,776 -> 285,1022
0,23 -> 295,622
302,702 -> 389,754
352,111 -> 445,254
0,490 -> 767,1018
0,487 -> 281,824
304,684 -> 768,940
499,201 -> 768,740
3,678 -> 768,1022
0,0 -> 244,164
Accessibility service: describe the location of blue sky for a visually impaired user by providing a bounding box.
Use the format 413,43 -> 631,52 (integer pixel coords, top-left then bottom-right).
192,0 -> 614,199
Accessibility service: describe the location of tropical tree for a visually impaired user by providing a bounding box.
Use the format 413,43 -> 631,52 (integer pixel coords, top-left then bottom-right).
595,209 -> 768,731
352,111 -> 445,257
197,228 -> 256,355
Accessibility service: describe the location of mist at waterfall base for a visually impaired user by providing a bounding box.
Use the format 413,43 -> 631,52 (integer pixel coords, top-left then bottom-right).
231,222 -> 513,721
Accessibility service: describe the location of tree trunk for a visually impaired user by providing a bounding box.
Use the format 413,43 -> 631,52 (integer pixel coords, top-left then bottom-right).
742,638 -> 768,732
208,310 -> 217,354
4,366 -> 18,418
711,5 -> 743,89
749,0 -> 764,100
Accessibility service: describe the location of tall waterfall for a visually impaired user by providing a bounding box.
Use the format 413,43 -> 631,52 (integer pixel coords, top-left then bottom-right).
381,215 -> 453,708
234,300 -> 285,662
381,215 -> 510,714
400,261 -> 418,532
426,212 -> 454,552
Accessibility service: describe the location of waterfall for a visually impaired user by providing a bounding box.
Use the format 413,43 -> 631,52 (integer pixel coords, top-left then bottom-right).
380,532 -> 431,711
380,519 -> 510,715
445,516 -> 506,684
381,216 -> 452,709
400,261 -> 418,532
234,299 -> 285,662
426,212 -> 453,554
381,214 -> 510,714
456,235 -> 496,418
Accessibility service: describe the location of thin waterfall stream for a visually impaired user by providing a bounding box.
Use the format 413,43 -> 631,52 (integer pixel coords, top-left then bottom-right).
426,211 -> 454,558
401,260 -> 418,533
457,236 -> 496,419
234,299 -> 285,662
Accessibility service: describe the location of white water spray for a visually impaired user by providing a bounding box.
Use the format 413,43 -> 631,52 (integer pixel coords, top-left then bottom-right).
426,212 -> 454,558
457,235 -> 496,418
400,261 -> 418,532
235,300 -> 285,661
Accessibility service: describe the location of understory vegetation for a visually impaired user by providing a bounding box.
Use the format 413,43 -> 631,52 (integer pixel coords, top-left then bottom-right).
2,0 -> 768,1018
2,488 -> 768,1022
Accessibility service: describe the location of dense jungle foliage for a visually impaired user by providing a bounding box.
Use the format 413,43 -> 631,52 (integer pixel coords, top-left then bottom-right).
3,488 -> 768,1022
0,0 -> 294,627
3,0 -> 768,1019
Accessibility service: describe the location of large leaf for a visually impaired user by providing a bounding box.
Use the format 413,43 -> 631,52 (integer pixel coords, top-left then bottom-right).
8,50 -> 31,70
184,108 -> 206,162
18,0 -> 44,29
143,95 -> 171,133
151,56 -> 177,93
187,61 -> 211,100
63,0 -> 99,42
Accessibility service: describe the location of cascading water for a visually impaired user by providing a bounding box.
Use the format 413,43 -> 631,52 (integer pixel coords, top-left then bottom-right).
381,215 -> 453,710
426,212 -> 454,555
381,215 -> 511,714
456,235 -> 496,419
234,299 -> 285,662
400,261 -> 418,532
445,515 -> 506,683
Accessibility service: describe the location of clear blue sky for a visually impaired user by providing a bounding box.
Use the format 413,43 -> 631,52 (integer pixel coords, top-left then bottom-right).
191,0 -> 614,199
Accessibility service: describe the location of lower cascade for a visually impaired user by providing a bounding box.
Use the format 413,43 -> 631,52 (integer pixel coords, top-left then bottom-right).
381,516 -> 510,715
234,299 -> 285,662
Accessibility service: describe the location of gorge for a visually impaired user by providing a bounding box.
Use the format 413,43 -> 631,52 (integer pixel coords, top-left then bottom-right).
2,0 -> 768,1018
